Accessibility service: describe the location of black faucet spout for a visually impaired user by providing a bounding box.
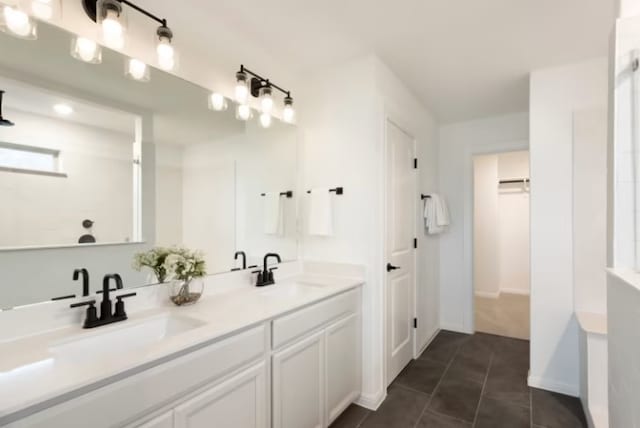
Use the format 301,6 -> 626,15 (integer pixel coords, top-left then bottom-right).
73,268 -> 90,297
234,251 -> 247,269
101,274 -> 123,320
263,253 -> 281,272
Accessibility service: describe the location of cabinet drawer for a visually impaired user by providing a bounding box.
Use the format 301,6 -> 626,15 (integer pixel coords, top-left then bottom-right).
8,324 -> 267,428
272,289 -> 359,350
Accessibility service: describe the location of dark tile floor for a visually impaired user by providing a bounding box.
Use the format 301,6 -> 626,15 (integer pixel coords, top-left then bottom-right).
330,331 -> 587,428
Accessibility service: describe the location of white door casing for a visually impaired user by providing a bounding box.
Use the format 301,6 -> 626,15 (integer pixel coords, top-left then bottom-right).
385,119 -> 416,385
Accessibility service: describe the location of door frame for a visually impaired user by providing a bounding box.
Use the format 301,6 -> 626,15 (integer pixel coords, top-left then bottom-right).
382,115 -> 418,387
464,142 -> 529,334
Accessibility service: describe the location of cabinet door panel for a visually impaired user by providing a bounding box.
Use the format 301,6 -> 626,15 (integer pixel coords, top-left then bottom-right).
174,362 -> 267,428
272,331 -> 324,428
326,314 -> 361,424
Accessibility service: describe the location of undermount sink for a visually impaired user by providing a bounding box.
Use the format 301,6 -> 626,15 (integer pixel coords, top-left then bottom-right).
49,314 -> 205,363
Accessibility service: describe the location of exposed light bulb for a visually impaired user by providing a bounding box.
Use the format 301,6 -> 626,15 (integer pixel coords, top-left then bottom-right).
2,5 -> 36,38
101,8 -> 123,48
209,93 -> 227,111
31,0 -> 54,20
283,96 -> 295,123
156,25 -> 175,71
71,37 -> 101,63
259,86 -> 273,114
236,104 -> 252,121
235,71 -> 249,105
259,112 -> 272,128
53,103 -> 73,116
126,58 -> 149,81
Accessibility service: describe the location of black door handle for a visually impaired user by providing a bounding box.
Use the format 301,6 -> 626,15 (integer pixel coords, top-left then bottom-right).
386,263 -> 400,272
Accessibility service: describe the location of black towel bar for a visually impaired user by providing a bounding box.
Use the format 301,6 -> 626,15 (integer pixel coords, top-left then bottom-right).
421,194 -> 431,200
261,191 -> 293,198
306,187 -> 344,195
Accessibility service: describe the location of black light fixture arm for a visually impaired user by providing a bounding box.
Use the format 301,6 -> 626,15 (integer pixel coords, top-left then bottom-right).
118,0 -> 167,27
83,0 -> 168,28
239,64 -> 291,98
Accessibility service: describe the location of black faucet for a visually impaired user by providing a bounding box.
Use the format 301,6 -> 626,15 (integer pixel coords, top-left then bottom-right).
234,251 -> 247,270
253,253 -> 281,287
72,268 -> 90,297
70,273 -> 136,329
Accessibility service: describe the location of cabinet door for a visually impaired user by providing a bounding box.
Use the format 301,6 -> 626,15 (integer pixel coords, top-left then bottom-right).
174,362 -> 267,428
272,331 -> 325,428
325,314 -> 361,425
135,411 -> 174,428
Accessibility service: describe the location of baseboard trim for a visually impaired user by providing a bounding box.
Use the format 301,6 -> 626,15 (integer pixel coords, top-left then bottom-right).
528,374 -> 579,397
416,328 -> 440,356
440,323 -> 473,335
474,291 -> 500,299
356,389 -> 386,411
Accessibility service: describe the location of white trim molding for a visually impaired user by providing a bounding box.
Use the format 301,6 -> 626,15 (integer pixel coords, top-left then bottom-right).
528,374 -> 579,397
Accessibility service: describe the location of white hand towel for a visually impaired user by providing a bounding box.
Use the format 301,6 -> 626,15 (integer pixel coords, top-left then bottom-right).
263,193 -> 284,235
308,188 -> 333,236
423,193 -> 449,234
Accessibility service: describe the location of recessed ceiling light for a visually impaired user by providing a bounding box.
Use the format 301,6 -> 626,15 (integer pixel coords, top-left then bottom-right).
53,104 -> 73,116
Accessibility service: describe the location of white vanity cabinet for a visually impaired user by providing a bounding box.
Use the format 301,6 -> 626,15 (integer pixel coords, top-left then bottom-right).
272,289 -> 361,428
5,287 -> 361,428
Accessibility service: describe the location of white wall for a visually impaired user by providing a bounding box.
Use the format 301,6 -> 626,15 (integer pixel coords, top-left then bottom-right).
0,109 -> 134,247
299,55 -> 439,408
497,151 -> 530,295
473,155 -> 500,298
607,270 -> 640,427
439,113 -> 529,332
529,57 -> 608,396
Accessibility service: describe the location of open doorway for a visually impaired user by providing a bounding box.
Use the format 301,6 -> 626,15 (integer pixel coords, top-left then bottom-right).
472,150 -> 530,340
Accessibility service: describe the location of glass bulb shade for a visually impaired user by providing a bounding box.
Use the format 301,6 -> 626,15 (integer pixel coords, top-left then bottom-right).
235,104 -> 252,121
1,5 -> 37,39
71,36 -> 102,64
283,104 -> 295,123
156,36 -> 175,71
209,93 -> 227,111
126,58 -> 150,82
259,88 -> 273,114
31,0 -> 58,20
101,8 -> 124,49
235,81 -> 249,105
259,112 -> 272,128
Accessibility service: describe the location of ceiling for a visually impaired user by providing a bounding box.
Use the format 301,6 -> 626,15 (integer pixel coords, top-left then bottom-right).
138,0 -> 617,123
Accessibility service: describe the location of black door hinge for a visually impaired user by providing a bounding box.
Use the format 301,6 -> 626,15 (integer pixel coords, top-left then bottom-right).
413,158 -> 418,169
413,318 -> 418,328
414,238 -> 417,249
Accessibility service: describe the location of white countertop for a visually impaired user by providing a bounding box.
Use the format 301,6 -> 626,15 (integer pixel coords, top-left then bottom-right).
0,273 -> 363,423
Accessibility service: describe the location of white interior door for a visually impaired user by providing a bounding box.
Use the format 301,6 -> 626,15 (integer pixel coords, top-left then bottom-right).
385,120 -> 416,385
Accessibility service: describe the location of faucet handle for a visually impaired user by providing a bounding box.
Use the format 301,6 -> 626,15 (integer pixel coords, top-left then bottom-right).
70,300 -> 98,327
114,292 -> 136,318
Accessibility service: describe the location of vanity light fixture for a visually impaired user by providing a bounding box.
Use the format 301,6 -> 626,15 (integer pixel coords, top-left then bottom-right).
209,92 -> 228,112
81,0 -> 175,70
71,36 -> 102,63
282,95 -> 295,124
98,0 -> 125,49
0,2 -> 37,39
125,58 -> 149,82
234,70 -> 249,105
232,65 -> 296,125
53,103 -> 73,116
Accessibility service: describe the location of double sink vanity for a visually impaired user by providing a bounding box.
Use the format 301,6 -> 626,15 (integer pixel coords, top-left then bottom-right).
0,262 -> 363,427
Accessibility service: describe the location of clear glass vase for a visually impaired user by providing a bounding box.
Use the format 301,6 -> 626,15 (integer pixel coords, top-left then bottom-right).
169,277 -> 203,306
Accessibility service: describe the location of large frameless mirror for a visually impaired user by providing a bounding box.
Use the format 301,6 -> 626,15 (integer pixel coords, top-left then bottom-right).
0,21 -> 299,309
